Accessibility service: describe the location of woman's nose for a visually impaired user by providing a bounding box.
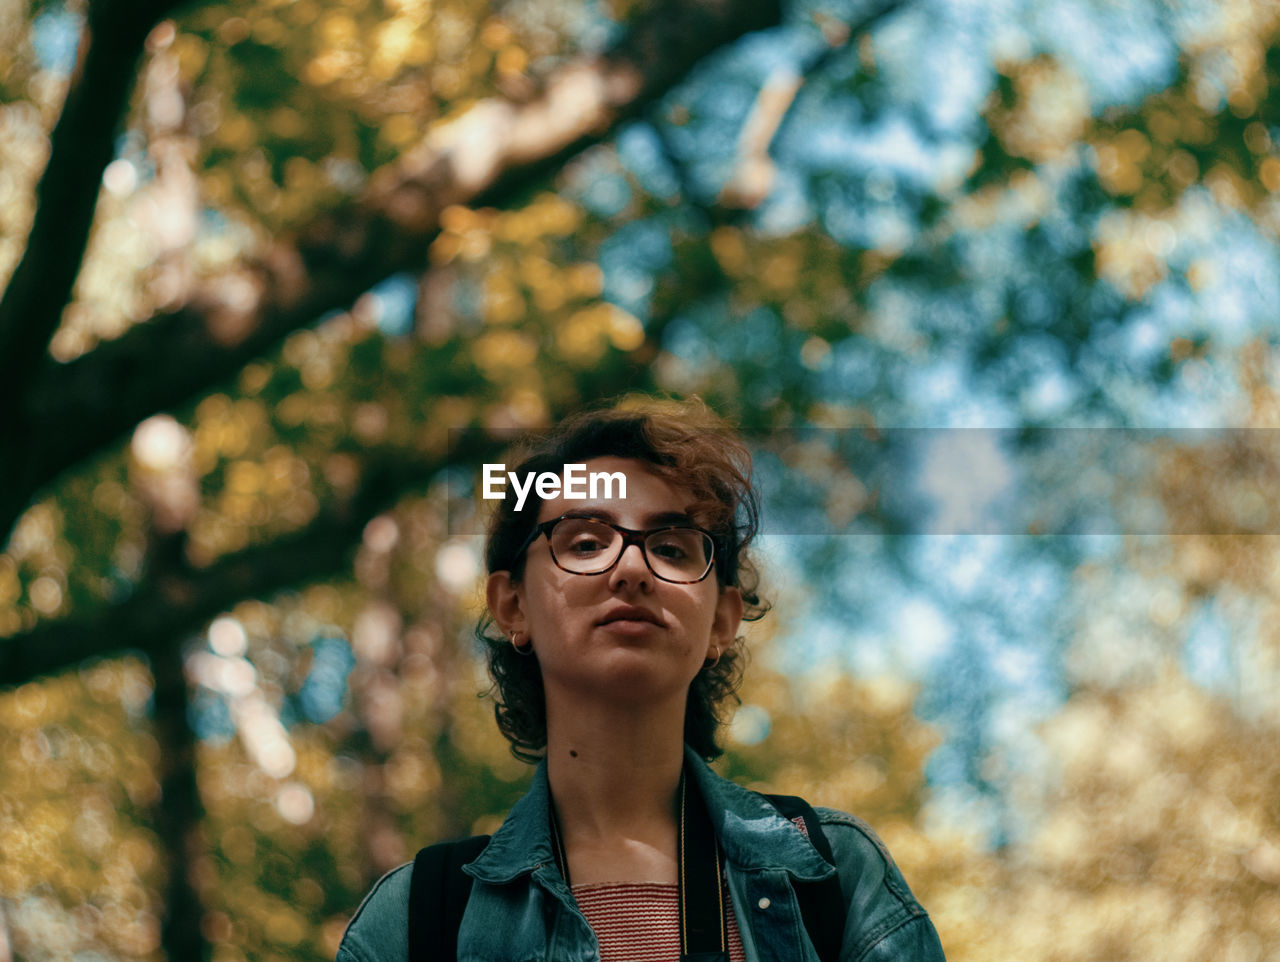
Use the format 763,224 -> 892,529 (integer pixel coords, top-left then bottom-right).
608,542 -> 652,590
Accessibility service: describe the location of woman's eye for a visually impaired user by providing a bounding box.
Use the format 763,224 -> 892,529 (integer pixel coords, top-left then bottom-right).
650,539 -> 689,560
567,536 -> 607,554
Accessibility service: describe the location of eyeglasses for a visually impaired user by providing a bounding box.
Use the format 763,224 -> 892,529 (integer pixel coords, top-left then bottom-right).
517,515 -> 718,584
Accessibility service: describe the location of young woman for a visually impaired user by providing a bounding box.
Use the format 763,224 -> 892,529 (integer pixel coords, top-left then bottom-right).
338,399 -> 946,961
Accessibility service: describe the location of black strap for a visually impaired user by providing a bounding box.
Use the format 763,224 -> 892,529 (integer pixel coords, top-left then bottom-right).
408,795 -> 843,962
680,773 -> 729,962
764,795 -> 847,962
408,834 -> 489,962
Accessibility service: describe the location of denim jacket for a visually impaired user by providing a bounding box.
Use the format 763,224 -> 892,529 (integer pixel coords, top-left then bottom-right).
338,745 -> 946,962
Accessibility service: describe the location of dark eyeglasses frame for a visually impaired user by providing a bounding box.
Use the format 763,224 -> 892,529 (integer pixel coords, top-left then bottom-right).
515,514 -> 719,584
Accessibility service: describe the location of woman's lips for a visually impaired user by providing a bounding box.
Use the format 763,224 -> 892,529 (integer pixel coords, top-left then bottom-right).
598,617 -> 663,636
597,606 -> 664,630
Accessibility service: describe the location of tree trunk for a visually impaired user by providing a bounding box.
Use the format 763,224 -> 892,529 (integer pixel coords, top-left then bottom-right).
150,642 -> 212,962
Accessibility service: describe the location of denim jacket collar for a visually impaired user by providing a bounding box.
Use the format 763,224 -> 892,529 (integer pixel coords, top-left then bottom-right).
465,744 -> 833,886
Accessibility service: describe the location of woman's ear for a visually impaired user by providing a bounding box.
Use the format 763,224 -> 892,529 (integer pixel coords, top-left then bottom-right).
709,585 -> 743,656
487,571 -> 526,638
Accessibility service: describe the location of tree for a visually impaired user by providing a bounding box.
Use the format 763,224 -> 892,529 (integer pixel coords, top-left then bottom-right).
0,0 -> 799,684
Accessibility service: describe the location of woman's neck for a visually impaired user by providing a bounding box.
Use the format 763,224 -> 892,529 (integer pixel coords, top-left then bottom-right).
547,690 -> 691,849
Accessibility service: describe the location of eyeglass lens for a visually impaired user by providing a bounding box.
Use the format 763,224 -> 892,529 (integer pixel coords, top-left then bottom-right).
547,518 -> 713,582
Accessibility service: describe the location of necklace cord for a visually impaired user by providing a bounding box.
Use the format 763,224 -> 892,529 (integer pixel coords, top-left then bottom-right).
679,773 -> 689,953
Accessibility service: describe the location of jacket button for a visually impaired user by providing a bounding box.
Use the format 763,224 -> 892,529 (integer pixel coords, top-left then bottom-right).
757,897 -> 770,910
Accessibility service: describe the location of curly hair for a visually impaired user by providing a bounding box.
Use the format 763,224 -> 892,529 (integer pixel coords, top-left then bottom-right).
478,396 -> 769,763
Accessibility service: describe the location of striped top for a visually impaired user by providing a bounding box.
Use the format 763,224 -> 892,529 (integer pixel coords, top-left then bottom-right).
573,882 -> 747,962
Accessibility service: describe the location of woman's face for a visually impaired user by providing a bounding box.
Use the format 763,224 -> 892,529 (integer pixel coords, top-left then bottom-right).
487,455 -> 743,707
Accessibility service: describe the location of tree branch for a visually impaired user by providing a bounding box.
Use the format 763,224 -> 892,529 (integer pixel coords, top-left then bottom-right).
720,0 -> 907,208
0,454 -> 433,688
0,0 -> 181,448
0,287 -> 689,688
3,0 -> 783,544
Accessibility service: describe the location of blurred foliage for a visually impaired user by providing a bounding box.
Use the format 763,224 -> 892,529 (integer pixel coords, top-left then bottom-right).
4,0 -> 1280,959
962,671 -> 1280,961
0,661 -> 163,958
181,0 -> 601,230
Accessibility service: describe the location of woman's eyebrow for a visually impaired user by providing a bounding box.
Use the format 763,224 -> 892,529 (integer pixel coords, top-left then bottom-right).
559,508 -> 695,526
644,511 -> 695,526
561,508 -> 619,522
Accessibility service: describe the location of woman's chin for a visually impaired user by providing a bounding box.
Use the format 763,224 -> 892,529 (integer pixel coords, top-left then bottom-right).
549,650 -> 699,706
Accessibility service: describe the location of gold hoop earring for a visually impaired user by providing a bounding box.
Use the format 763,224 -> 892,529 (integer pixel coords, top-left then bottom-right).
702,648 -> 721,670
511,631 -> 534,656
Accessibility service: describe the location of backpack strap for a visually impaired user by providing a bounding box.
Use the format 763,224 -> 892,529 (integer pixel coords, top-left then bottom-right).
764,794 -> 847,962
408,835 -> 490,962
